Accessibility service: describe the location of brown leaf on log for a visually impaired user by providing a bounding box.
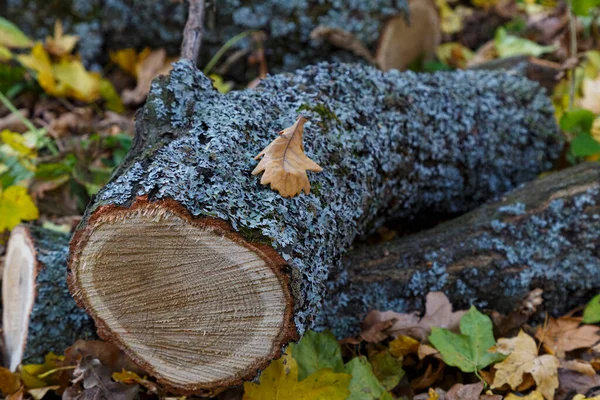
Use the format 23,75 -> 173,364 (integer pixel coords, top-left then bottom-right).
252,116 -> 323,198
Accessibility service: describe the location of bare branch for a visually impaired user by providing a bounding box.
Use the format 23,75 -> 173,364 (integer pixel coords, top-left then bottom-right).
181,0 -> 206,62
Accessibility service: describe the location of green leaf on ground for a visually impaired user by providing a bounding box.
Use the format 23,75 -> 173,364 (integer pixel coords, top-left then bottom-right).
561,109 -> 596,135
289,330 -> 344,381
494,27 -> 556,58
344,356 -> 388,400
571,133 -> 600,157
369,350 -> 404,391
429,306 -> 504,373
584,294 -> 600,324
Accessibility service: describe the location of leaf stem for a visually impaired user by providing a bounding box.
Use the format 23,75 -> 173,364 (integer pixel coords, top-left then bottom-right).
36,365 -> 76,379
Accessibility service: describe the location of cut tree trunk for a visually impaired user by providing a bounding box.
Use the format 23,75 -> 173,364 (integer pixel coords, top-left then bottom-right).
2,225 -> 96,371
1,0 -> 410,73
320,162 -> 600,338
67,61 -> 562,395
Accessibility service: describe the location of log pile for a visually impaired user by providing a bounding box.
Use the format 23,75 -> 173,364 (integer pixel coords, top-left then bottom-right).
64,61 -> 561,394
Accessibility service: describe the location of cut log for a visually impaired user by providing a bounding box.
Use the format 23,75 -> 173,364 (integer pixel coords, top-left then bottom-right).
320,162 -> 600,338
2,0 -> 410,72
2,225 -> 96,371
68,61 -> 562,394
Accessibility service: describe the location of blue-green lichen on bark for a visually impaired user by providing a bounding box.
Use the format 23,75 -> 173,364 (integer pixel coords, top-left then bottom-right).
319,163 -> 600,338
88,60 -> 561,334
1,0 -> 407,71
24,226 -> 97,363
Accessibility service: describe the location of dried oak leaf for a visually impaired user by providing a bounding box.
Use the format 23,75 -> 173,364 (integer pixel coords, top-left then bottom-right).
535,317 -> 600,359
63,340 -> 144,375
491,330 -> 559,400
361,292 -> 466,342
63,355 -> 138,400
252,116 -> 323,198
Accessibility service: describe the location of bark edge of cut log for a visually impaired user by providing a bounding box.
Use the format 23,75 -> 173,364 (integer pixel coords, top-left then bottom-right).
67,60 -> 562,394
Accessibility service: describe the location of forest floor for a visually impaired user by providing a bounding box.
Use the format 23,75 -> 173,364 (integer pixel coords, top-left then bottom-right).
2,1 -> 600,399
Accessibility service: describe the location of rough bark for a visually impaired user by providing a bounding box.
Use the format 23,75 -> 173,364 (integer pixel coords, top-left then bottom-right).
2,225 -> 96,370
1,0 -> 408,73
67,61 -> 561,393
320,162 -> 600,338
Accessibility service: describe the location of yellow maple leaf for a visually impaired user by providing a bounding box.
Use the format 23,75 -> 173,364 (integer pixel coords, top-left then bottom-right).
243,350 -> 351,400
52,59 -> 101,102
252,116 -> 323,198
491,330 -> 559,400
0,185 -> 39,232
17,42 -> 103,102
45,20 -> 78,57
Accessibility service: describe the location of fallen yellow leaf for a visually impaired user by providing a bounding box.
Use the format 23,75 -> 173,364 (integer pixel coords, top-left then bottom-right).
52,59 -> 101,102
0,185 -> 39,232
389,335 -> 420,357
17,43 -> 58,96
252,116 -> 323,198
17,42 -> 108,103
243,350 -> 351,400
110,48 -> 139,76
491,330 -> 559,400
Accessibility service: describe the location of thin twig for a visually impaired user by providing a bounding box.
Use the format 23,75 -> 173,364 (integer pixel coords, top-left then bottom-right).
181,0 -> 206,62
568,1 -> 578,112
